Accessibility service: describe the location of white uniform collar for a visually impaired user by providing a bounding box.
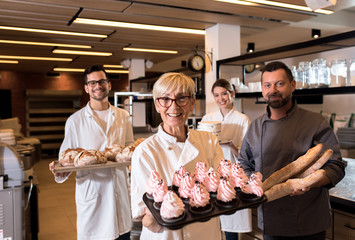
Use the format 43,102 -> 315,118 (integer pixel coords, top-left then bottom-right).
218,107 -> 235,120
157,123 -> 191,144
156,124 -> 199,166
84,101 -> 114,118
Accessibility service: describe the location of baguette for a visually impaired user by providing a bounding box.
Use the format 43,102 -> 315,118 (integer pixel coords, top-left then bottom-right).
297,149 -> 333,178
262,143 -> 323,191
264,169 -> 326,202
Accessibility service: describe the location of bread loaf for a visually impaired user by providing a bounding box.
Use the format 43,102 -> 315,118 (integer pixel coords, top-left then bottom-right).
74,150 -> 107,167
264,169 -> 325,202
116,145 -> 135,162
297,149 -> 333,178
59,148 -> 84,167
134,138 -> 145,147
104,144 -> 124,161
262,143 -> 323,191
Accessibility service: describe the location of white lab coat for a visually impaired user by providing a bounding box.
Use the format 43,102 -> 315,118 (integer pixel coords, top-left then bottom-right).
131,125 -> 224,240
202,108 -> 252,233
56,102 -> 134,240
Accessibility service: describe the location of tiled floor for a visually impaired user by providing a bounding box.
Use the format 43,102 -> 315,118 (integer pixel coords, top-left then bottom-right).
34,158 -> 77,240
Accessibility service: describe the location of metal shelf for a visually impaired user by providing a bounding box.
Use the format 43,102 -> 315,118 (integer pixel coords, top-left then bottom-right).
217,30 -> 355,70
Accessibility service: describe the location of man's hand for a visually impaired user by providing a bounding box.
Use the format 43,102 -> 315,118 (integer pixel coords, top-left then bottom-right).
49,161 -> 71,178
142,208 -> 163,233
290,186 -> 310,197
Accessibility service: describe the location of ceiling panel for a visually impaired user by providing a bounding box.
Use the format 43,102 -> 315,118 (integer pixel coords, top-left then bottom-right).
0,0 -> 354,74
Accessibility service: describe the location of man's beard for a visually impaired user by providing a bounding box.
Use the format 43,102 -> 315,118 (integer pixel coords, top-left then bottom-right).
91,89 -> 109,101
266,94 -> 291,109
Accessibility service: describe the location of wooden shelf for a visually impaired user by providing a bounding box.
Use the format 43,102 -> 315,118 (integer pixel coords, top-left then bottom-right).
26,89 -> 82,157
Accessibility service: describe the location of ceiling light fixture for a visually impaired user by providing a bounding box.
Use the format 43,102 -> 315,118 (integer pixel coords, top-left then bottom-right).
215,0 -> 256,5
123,47 -> 178,54
0,55 -> 72,61
0,60 -> 18,64
0,40 -> 91,49
215,0 -> 334,14
103,64 -> 123,68
0,25 -> 107,38
247,42 -> 255,53
53,67 -> 129,73
74,18 -> 205,35
312,29 -> 321,39
52,49 -> 112,56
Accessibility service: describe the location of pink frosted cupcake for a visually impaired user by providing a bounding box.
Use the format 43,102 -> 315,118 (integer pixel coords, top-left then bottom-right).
146,170 -> 162,199
178,172 -> 195,202
153,179 -> 168,209
230,163 -> 248,189
172,166 -> 187,191
218,159 -> 232,178
160,191 -> 185,222
240,172 -> 264,200
203,167 -> 220,196
194,161 -> 207,183
189,183 -> 212,214
216,177 -> 238,207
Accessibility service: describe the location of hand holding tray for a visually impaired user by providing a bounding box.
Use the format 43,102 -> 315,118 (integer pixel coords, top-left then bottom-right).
52,160 -> 130,173
143,190 -> 267,230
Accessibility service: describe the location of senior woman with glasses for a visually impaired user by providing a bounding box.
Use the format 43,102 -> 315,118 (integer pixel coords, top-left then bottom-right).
131,72 -> 224,239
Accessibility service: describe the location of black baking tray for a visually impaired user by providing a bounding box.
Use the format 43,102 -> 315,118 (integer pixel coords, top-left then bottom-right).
143,191 -> 267,230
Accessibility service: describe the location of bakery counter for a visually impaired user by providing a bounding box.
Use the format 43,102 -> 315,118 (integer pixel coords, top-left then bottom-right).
329,158 -> 355,214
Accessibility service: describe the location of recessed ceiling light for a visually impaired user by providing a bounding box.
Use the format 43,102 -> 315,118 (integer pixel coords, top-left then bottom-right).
103,64 -> 123,68
74,18 -> 205,35
0,25 -> 107,38
53,67 -> 129,73
0,60 -> 18,64
52,49 -> 112,56
123,47 -> 178,54
215,0 -> 334,14
0,55 -> 72,61
0,40 -> 91,49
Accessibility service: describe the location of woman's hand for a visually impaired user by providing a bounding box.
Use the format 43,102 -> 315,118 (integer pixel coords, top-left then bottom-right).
49,161 -> 71,178
142,208 -> 163,233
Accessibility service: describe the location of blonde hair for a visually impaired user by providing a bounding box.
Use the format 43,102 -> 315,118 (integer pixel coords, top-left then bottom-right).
152,72 -> 196,100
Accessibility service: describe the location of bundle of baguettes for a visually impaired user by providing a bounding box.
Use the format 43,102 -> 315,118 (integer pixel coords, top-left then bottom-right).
263,143 -> 333,202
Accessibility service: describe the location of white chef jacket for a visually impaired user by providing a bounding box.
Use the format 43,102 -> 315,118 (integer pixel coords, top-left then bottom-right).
131,125 -> 224,240
55,102 -> 134,240
202,108 -> 250,162
202,108 -> 252,233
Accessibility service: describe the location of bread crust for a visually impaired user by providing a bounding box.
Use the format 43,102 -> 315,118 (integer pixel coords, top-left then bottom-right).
74,150 -> 107,167
264,169 -> 326,202
59,148 -> 84,167
262,143 -> 324,192
297,149 -> 333,178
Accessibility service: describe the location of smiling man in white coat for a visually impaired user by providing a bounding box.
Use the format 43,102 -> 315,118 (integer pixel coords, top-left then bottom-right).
49,65 -> 134,240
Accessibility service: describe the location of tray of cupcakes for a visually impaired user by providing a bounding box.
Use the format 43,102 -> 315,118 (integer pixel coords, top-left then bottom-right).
143,160 -> 267,230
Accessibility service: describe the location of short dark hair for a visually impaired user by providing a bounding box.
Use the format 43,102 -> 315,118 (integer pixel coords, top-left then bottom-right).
211,79 -> 234,93
261,61 -> 293,82
83,65 -> 107,84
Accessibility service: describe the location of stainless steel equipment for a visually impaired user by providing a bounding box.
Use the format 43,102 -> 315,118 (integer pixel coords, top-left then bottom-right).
0,143 -> 24,240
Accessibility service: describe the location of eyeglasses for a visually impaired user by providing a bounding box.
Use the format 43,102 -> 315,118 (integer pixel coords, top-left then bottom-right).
86,79 -> 109,87
156,96 -> 191,108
